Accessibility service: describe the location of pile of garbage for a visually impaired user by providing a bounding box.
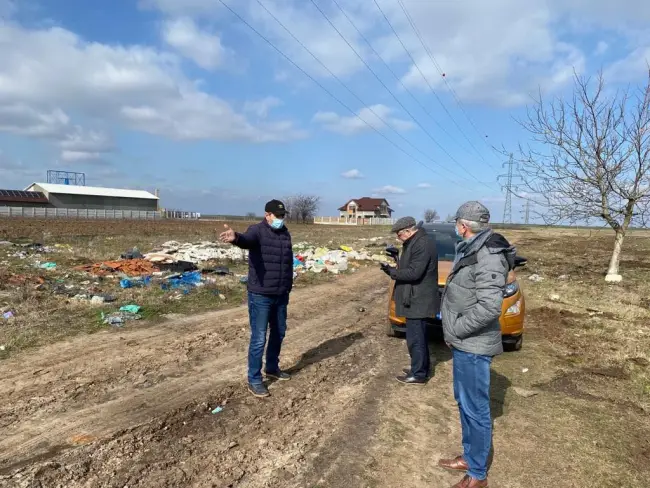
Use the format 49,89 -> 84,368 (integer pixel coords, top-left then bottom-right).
145,241 -> 247,265
293,244 -> 390,274
76,259 -> 159,277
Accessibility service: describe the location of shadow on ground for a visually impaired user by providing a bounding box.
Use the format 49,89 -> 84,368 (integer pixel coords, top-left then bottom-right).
287,332 -> 365,375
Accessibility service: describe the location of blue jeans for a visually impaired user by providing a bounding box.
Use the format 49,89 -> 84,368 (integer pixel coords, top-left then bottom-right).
247,292 -> 289,385
452,348 -> 493,480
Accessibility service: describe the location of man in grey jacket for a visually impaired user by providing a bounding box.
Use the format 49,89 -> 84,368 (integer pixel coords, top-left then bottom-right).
438,201 -> 515,488
381,216 -> 439,385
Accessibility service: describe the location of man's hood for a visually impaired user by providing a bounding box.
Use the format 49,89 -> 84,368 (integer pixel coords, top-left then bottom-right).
457,229 -> 516,270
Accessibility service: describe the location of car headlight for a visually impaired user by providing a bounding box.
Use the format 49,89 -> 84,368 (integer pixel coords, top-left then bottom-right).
503,281 -> 519,298
506,300 -> 521,315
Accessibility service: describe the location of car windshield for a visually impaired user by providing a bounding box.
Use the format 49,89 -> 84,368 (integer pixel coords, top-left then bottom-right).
425,227 -> 458,261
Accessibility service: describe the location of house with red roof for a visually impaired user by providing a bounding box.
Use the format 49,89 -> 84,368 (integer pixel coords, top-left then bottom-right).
338,197 -> 394,222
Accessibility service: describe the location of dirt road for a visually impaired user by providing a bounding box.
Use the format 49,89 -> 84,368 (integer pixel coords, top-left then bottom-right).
1,269 -> 648,487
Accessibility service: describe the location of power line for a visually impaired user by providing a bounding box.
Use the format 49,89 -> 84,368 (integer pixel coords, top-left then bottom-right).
246,0 -> 489,188
329,0 -> 475,158
308,0 -> 492,188
373,0 -> 498,173
218,0 -> 476,187
396,0 -> 500,170
498,154 -> 519,223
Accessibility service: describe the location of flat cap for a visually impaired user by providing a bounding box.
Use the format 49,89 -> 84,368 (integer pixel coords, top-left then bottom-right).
391,216 -> 416,233
455,201 -> 490,223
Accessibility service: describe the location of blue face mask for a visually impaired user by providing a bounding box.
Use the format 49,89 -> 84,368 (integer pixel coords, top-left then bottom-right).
270,218 -> 284,229
455,225 -> 463,240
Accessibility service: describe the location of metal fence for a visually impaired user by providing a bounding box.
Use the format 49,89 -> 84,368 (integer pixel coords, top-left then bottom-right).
314,216 -> 395,226
0,206 -> 161,220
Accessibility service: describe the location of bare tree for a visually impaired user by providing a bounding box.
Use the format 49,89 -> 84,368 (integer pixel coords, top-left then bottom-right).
292,194 -> 321,223
245,212 -> 256,220
514,70 -> 650,281
445,213 -> 455,222
424,208 -> 440,223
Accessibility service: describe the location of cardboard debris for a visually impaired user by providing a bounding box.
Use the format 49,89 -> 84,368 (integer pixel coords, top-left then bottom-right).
77,259 -> 159,277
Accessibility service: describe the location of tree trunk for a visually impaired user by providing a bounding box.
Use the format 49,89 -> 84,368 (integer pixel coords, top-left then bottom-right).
605,230 -> 625,282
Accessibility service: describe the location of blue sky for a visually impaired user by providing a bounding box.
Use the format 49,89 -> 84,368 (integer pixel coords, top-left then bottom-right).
0,0 -> 649,221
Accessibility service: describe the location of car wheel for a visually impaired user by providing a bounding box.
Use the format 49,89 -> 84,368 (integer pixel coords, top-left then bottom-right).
503,334 -> 523,352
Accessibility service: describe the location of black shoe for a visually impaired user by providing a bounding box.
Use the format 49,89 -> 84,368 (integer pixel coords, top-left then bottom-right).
265,370 -> 291,381
396,374 -> 427,385
248,382 -> 270,398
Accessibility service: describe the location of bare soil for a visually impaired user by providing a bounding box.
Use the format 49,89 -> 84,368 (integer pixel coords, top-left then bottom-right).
1,224 -> 649,487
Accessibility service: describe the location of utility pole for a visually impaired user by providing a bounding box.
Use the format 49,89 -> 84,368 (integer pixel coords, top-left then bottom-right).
498,154 -> 515,224
521,199 -> 532,224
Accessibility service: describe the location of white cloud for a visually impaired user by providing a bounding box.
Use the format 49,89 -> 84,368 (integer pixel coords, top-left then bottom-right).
341,169 -> 364,179
0,20 -> 305,150
373,185 -> 406,194
162,17 -> 229,70
313,104 -> 413,135
59,129 -> 113,162
594,41 -> 609,55
417,182 -> 431,188
604,45 -> 650,83
138,0 -> 650,108
243,96 -> 282,118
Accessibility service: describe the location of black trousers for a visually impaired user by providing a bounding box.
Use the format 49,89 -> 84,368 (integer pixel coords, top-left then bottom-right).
406,318 -> 431,379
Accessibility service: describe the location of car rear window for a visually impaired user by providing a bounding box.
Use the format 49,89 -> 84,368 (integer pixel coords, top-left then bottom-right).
425,228 -> 457,261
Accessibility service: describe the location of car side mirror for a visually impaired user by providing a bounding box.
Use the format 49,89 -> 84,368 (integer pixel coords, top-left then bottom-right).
514,255 -> 527,268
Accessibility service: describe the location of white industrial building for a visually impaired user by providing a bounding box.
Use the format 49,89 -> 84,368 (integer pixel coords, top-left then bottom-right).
25,183 -> 159,211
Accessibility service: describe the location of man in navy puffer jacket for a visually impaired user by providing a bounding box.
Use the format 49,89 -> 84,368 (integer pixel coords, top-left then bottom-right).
220,199 -> 293,398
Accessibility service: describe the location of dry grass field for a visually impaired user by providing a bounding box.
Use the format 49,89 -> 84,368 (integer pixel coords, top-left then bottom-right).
0,219 -> 648,487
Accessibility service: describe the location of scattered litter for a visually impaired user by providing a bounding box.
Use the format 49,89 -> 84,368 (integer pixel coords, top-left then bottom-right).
528,274 -> 544,282
146,241 -> 247,264
512,387 -> 540,398
0,345 -> 5,351
90,296 -> 106,305
120,277 -> 152,289
340,245 -> 353,252
2,311 -> 14,320
239,277 -> 249,284
121,248 -> 143,260
102,311 -> 142,326
78,259 -> 158,277
359,307 -> 366,312
211,406 -> 224,414
94,294 -> 116,303
549,294 -> 561,302
166,271 -> 202,289
0,241 -> 12,246
120,304 -> 142,314
557,275 -> 569,281
522,368 -> 529,373
39,262 -> 57,270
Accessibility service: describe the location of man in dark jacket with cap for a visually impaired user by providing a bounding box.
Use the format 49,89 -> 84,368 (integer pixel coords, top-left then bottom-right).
438,201 -> 516,488
381,216 -> 439,384
220,199 -> 293,398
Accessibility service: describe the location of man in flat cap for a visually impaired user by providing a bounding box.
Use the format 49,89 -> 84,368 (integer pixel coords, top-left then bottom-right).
438,201 -> 516,488
220,199 -> 293,398
381,216 -> 439,384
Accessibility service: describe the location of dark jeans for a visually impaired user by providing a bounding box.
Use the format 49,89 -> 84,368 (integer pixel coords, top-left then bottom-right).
452,347 -> 493,480
406,318 -> 430,379
247,291 -> 289,385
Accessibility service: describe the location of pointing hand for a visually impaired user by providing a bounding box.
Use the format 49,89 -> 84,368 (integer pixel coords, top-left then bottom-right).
219,224 -> 236,244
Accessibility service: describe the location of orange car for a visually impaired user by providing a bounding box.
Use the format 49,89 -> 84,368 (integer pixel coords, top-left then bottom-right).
386,223 -> 526,351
